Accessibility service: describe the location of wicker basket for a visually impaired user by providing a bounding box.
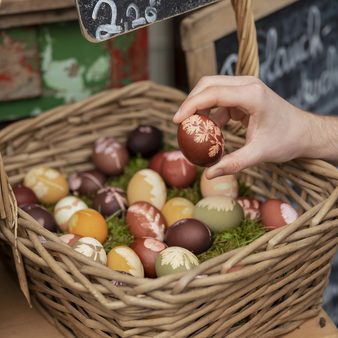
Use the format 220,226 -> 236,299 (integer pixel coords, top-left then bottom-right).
1,1 -> 338,337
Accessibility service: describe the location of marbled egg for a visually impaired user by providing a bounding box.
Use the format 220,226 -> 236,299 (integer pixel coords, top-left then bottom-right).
155,247 -> 199,277
93,187 -> 128,218
24,167 -> 69,204
148,151 -> 168,174
164,219 -> 212,254
162,197 -> 194,227
177,114 -> 224,167
161,151 -> 197,188
92,137 -> 129,175
59,233 -> 82,246
130,238 -> 167,278
260,199 -> 298,230
200,170 -> 238,199
127,169 -> 167,209
237,197 -> 261,221
22,204 -> 57,232
72,237 -> 107,264
54,196 -> 88,232
193,196 -> 244,233
107,246 -> 144,278
68,208 -> 108,244
12,184 -> 38,207
127,125 -> 163,158
126,202 -> 166,241
68,170 -> 105,196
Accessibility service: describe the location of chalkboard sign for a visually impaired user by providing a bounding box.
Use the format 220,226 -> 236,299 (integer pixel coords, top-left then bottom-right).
215,0 -> 338,115
75,0 -> 218,42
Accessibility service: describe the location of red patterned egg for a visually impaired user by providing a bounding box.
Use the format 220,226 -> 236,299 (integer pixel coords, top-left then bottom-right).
260,199 -> 298,230
68,170 -> 105,196
130,238 -> 167,278
161,151 -> 197,188
148,151 -> 168,174
177,114 -> 224,167
126,202 -> 166,241
237,197 -> 261,221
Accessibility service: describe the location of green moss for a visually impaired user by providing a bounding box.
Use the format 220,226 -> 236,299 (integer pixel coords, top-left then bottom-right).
238,180 -> 254,198
197,219 -> 266,263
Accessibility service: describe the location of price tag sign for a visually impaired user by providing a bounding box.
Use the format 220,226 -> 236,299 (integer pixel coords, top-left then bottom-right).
75,0 -> 219,42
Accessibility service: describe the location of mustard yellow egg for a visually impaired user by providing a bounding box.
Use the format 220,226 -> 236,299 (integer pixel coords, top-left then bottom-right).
162,197 -> 194,227
107,246 -> 144,278
24,167 -> 69,204
127,169 -> 166,209
68,208 -> 108,244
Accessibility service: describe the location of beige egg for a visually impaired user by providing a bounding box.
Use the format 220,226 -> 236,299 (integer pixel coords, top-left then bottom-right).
24,167 -> 69,204
200,169 -> 238,199
127,169 -> 167,209
162,197 -> 194,227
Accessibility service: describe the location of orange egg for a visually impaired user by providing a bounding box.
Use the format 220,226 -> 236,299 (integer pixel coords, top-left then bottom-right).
162,197 -> 194,227
68,208 -> 108,244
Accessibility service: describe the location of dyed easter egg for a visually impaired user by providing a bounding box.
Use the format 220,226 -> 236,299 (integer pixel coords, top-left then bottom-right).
127,125 -> 163,158
126,202 -> 166,241
177,114 -> 224,167
200,170 -> 238,199
127,169 -> 166,209
72,237 -> 107,265
260,199 -> 298,230
148,151 -> 168,174
193,196 -> 244,233
24,167 -> 69,204
59,233 -> 82,246
107,246 -> 144,278
12,184 -> 38,207
68,208 -> 108,244
68,170 -> 105,195
54,196 -> 88,232
130,238 -> 167,278
237,197 -> 261,221
22,204 -> 57,232
161,151 -> 197,188
164,219 -> 212,254
92,137 -> 129,175
155,247 -> 199,277
161,197 -> 194,227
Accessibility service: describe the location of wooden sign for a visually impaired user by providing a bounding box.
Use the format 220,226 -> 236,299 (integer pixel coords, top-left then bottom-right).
75,0 -> 219,43
182,0 -> 338,115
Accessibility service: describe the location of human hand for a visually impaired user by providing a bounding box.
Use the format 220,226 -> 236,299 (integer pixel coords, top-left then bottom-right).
173,76 -> 314,179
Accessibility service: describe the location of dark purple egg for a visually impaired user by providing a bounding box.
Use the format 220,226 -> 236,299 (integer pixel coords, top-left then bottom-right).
93,187 -> 128,218
12,184 -> 38,207
22,204 -> 57,232
68,170 -> 106,195
164,218 -> 212,254
127,125 -> 163,158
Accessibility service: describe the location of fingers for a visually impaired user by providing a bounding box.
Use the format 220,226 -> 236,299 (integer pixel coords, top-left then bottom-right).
173,84 -> 256,123
209,107 -> 230,127
205,142 -> 261,178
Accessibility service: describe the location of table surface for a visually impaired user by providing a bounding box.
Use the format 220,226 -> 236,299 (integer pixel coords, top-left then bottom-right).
0,262 -> 337,338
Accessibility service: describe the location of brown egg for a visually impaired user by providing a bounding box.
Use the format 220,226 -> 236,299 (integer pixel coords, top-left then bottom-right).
164,218 -> 212,254
148,151 -> 168,174
130,238 -> 167,278
260,199 -> 298,230
177,114 -> 224,167
22,204 -> 57,233
68,170 -> 105,196
161,151 -> 197,188
93,187 -> 128,218
12,184 -> 38,207
126,202 -> 166,241
92,137 -> 129,175
237,197 -> 261,221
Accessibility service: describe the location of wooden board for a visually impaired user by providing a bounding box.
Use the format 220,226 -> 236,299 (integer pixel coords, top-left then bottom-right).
75,0 -> 219,43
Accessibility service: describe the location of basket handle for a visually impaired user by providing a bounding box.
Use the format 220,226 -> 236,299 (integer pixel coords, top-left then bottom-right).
0,154 -> 31,305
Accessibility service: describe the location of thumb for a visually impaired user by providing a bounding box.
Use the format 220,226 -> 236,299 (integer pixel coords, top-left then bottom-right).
206,143 -> 261,178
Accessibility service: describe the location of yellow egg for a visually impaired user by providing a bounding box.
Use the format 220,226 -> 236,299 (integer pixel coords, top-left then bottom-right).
68,208 -> 108,244
107,246 -> 144,278
127,169 -> 166,209
162,197 -> 195,227
24,166 -> 69,204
